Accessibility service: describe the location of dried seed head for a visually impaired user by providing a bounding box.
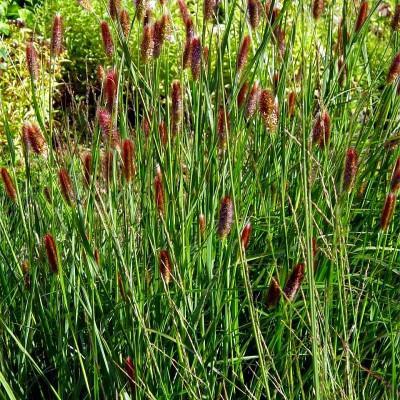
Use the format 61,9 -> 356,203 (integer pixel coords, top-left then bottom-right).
288,91 -> 296,118
44,234 -> 59,273
217,106 -> 229,150
105,69 -> 118,111
191,37 -> 202,80
185,18 -> 194,39
1,168 -> 17,202
98,108 -> 113,139
199,213 -> 206,235
119,9 -> 130,37
217,196 -> 234,238
390,158 -> 400,193
380,193 -> 396,231
259,89 -> 278,131
247,0 -> 260,29
58,168 -> 74,205
122,139 -> 135,182
101,21 -> 114,58
134,0 -> 145,20
22,122 -> 46,155
124,356 -> 136,392
141,24 -> 154,63
266,277 -> 281,308
237,81 -> 249,108
51,14 -> 63,57
182,37 -> 192,69
284,263 -> 305,301
159,120 -> 168,146
241,222 -> 252,250
204,0 -> 216,21
387,53 -> 400,84
312,110 -> 331,148
142,116 -> 151,138
154,171 -> 165,215
159,249 -> 172,284
312,0 -> 324,20
343,148 -> 358,192
246,81 -> 260,118
26,42 -> 39,80
109,0 -> 121,20
392,4 -> 400,31
355,1 -> 368,32
236,35 -> 251,74
171,80 -> 183,135
82,153 -> 92,187
21,260 -> 31,289
153,17 -> 167,58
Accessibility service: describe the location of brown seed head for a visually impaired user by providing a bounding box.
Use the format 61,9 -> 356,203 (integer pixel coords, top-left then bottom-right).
51,14 -> 63,56
98,108 -> 113,139
122,139 -> 135,182
237,81 -> 249,108
159,120 -> 168,146
217,196 -> 234,238
387,53 -> 400,84
109,0 -> 121,19
154,171 -> 165,215
1,168 -> 17,202
355,1 -> 368,32
119,9 -> 130,37
141,24 -> 154,63
199,213 -> 206,235
288,91 -> 296,117
392,4 -> 400,31
380,193 -> 396,231
105,69 -> 118,111
124,356 -> 136,392
82,153 -> 92,187
159,249 -> 172,284
390,158 -> 400,193
44,233 -> 59,273
246,81 -> 260,118
343,148 -> 358,192
153,16 -> 167,58
237,35 -> 251,74
312,0 -> 324,19
283,263 -> 305,301
21,260 -> 31,289
171,80 -> 183,135
217,106 -> 229,150
190,37 -> 202,80
204,0 -> 216,21
58,168 -> 74,205
259,89 -> 278,131
266,277 -> 281,308
312,110 -> 331,148
241,222 -> 252,250
22,122 -> 45,155
102,151 -> 114,185
26,42 -> 39,80
247,0 -> 260,29
101,21 -> 114,58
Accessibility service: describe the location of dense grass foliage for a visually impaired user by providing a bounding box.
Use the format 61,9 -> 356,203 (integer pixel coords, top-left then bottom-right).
1,0 -> 400,398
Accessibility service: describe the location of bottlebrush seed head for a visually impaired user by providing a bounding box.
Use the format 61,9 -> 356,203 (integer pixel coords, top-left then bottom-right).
182,37 -> 192,69
312,110 -> 331,148
185,18 -> 194,40
380,193 -> 396,231
109,0 -> 121,20
241,222 -> 252,250
102,151 -> 114,185
343,148 -> 358,192
247,0 -> 260,29
26,42 -> 39,80
142,116 -> 151,138
266,277 -> 281,308
1,168 -> 17,202
387,53 -> 400,84
190,37 -> 202,80
259,89 -> 278,131
153,17 -> 167,58
58,168 -> 74,205
44,234 -> 59,273
217,196 -> 234,238
98,107 -> 112,138
217,106 -> 229,150
237,81 -> 249,108
144,9 -> 153,26
355,1 -> 368,32
141,24 -> 154,63
391,158 -> 400,193
312,0 -> 324,20
159,249 -> 172,284
82,153 -> 92,186
21,260 -> 31,289
119,9 -> 130,37
392,5 -> 400,31
246,81 -> 260,118
171,80 -> 182,134
236,35 -> 251,74
177,0 -> 191,26
134,0 -> 145,20
159,120 -> 168,146
283,263 -> 305,301
154,171 -> 165,215
288,91 -> 296,117
122,139 -> 135,182
51,14 -> 63,57
274,27 -> 286,57
199,213 -> 206,235
105,69 -> 118,111
22,122 -> 45,155
100,21 -> 114,58
204,0 -> 216,21
124,356 -> 136,391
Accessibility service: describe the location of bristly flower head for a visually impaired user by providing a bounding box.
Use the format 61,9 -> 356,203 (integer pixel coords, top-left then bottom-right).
102,151 -> 114,185
159,250 -> 172,284
288,91 -> 296,118
387,53 -> 400,84
51,14 -> 63,57
44,233 -> 59,273
237,81 -> 249,108
312,109 -> 331,148
217,196 -> 234,238
159,120 -> 168,146
101,21 -> 114,58
124,356 -> 136,392
190,37 -> 202,80
380,193 -> 396,231
355,1 -> 368,32
22,122 -> 45,155
141,23 -> 154,63
259,89 -> 278,131
119,9 -> 130,37
105,68 -> 118,111
390,158 -> 400,193
204,0 -> 216,21
217,106 -> 229,150
312,0 -> 324,20
171,80 -> 183,135
246,81 -> 260,119
343,148 -> 358,192
153,16 -> 167,58
199,213 -> 206,235
247,0 -> 260,29
122,139 -> 135,182
26,42 -> 39,80
98,107 -> 113,139
392,4 -> 400,31
283,263 -> 305,301
1,168 -> 17,202
266,277 -> 281,308
58,168 -> 74,206
82,153 -> 92,187
109,0 -> 121,20
154,166 -> 165,215
236,35 -> 251,74
241,222 -> 252,250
